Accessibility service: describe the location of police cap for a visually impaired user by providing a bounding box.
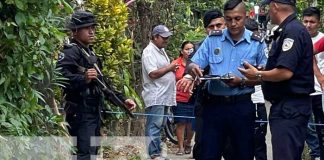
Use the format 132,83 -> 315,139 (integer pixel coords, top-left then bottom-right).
67,10 -> 97,30
203,9 -> 223,28
261,0 -> 296,6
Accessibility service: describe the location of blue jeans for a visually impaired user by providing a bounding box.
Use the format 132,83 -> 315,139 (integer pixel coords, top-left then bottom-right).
306,113 -> 320,158
311,95 -> 324,159
145,105 -> 170,158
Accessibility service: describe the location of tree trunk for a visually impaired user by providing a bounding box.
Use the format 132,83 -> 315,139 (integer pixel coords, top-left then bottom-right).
136,0 -> 152,49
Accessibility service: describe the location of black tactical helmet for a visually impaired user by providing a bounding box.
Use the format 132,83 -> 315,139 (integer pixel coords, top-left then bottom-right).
67,10 -> 97,30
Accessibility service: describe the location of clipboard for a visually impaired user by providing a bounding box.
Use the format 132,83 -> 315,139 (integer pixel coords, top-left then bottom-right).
199,74 -> 235,81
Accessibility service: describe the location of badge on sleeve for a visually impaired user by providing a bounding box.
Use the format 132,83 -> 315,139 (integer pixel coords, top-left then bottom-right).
58,52 -> 65,61
282,38 -> 294,52
214,48 -> 221,55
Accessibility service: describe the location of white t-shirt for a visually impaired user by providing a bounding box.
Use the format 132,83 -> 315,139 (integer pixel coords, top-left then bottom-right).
251,30 -> 271,104
311,32 -> 324,95
141,41 -> 176,108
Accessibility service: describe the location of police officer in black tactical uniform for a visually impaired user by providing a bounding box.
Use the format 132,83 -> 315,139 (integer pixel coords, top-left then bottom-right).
56,10 -> 136,160
245,18 -> 268,160
239,0 -> 314,159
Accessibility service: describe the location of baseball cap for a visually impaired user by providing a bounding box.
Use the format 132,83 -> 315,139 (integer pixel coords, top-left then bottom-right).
67,10 -> 97,30
261,0 -> 296,6
152,25 -> 173,38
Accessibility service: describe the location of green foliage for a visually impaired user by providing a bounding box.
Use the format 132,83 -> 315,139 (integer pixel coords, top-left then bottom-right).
0,0 -> 72,158
296,0 -> 312,17
132,0 -> 224,58
85,0 -> 144,113
294,0 -> 324,32
166,0 -> 224,59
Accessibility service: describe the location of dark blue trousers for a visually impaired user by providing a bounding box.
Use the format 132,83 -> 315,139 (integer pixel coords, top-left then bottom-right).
254,103 -> 268,160
66,112 -> 101,160
269,96 -> 311,160
201,95 -> 255,160
311,95 -> 324,159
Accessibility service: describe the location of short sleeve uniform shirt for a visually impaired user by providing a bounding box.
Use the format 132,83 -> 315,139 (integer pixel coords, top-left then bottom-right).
262,14 -> 314,100
191,29 -> 267,96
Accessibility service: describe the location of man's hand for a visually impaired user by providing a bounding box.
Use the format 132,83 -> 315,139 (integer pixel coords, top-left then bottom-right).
169,62 -> 179,72
149,62 -> 179,79
313,57 -> 324,91
124,99 -> 136,110
176,77 -> 194,93
189,63 -> 203,78
85,68 -> 98,83
238,62 -> 259,80
223,76 -> 242,87
315,75 -> 324,91
176,63 -> 203,92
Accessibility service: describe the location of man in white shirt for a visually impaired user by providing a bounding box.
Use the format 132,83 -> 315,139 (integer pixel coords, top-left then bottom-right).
303,6 -> 324,160
141,24 -> 178,160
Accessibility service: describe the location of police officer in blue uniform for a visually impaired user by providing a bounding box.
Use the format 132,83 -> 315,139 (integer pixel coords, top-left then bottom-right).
239,0 -> 314,159
56,10 -> 136,160
183,0 -> 267,159
186,9 -> 227,159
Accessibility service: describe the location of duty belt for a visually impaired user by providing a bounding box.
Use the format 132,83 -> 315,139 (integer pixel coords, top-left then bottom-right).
268,94 -> 309,104
206,93 -> 252,104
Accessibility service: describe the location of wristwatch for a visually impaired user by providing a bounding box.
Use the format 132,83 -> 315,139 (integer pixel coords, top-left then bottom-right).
256,71 -> 263,81
240,77 -> 247,88
184,74 -> 194,81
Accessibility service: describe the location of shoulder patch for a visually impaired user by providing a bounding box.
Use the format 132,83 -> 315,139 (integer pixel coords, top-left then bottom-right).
251,32 -> 263,42
63,43 -> 77,49
209,30 -> 223,37
282,38 -> 294,52
58,52 -> 65,61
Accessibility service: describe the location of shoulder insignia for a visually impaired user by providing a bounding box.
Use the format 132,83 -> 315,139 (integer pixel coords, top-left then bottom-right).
63,43 -> 77,49
209,30 -> 223,37
58,52 -> 65,61
251,32 -> 263,42
282,38 -> 294,52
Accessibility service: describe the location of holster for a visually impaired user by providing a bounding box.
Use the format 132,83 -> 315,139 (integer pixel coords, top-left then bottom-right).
193,82 -> 208,117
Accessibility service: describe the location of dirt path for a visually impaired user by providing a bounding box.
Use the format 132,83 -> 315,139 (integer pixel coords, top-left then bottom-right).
100,102 -> 274,160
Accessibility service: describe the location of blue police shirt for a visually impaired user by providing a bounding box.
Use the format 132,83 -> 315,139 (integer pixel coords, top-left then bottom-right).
191,28 -> 267,96
262,14 -> 314,100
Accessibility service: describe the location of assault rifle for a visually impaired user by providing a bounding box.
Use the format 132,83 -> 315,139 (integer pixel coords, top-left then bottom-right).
95,76 -> 135,118
77,46 -> 135,118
